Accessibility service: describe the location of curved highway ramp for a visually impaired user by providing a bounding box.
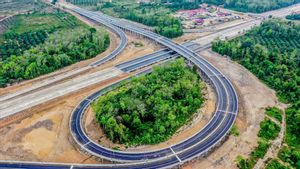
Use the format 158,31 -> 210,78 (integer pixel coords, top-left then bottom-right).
0,5 -> 238,169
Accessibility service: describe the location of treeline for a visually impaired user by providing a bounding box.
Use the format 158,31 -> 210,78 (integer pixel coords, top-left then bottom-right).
212,20 -> 299,103
212,19 -> 299,169
124,11 -> 183,38
160,0 -> 200,10
286,13 -> 300,20
92,59 -> 204,145
0,28 -> 109,87
202,0 -> 300,13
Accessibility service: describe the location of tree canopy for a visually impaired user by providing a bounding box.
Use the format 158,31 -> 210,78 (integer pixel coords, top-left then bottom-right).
202,0 -> 300,13
92,59 -> 204,145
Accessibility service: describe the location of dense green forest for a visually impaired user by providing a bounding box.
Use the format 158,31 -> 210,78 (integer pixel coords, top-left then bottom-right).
0,11 -> 109,87
286,13 -> 300,20
92,59 -> 204,145
212,20 -> 299,103
212,19 -> 299,169
202,0 -> 300,13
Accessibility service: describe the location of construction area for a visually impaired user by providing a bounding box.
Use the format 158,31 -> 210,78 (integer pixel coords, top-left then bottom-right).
0,0 -> 298,169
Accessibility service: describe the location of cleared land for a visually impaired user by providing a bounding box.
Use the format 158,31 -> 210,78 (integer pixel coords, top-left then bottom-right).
182,49 -> 287,169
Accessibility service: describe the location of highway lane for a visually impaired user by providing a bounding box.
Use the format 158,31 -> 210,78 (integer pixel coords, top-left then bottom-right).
116,42 -> 202,72
0,1 -> 297,167
87,11 -> 127,67
0,5 -> 238,169
67,6 -> 238,165
0,10 -> 128,113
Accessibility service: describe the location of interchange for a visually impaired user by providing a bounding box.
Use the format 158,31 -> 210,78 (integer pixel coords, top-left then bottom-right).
0,5 -> 239,169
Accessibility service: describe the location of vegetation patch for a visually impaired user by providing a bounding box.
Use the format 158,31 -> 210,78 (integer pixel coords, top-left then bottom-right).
235,108 -> 281,169
236,139 -> 270,169
67,0 -> 183,38
202,0 -> 300,13
265,107 -> 282,122
212,19 -> 299,104
212,19 -> 300,169
258,118 -> 280,140
279,103 -> 300,169
286,13 -> 300,20
230,124 -> 240,136
1,11 -> 80,59
0,0 -> 52,15
0,7 -> 110,87
92,59 -> 204,145
265,159 -> 290,169
278,145 -> 300,168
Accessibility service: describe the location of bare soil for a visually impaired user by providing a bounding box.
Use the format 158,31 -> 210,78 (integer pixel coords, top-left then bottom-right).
182,49 -> 285,169
0,74 -> 128,163
174,32 -> 211,44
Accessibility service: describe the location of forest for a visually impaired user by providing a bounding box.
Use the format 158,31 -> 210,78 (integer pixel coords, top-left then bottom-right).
0,10 -> 110,87
202,0 -> 300,13
212,19 -> 299,169
92,59 -> 204,145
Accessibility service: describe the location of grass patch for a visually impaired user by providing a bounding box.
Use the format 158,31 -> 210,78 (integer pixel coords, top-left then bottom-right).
230,125 -> 240,136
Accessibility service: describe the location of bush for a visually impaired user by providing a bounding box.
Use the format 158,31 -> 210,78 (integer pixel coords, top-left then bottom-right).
230,125 -> 240,136
258,118 -> 280,140
265,107 -> 282,122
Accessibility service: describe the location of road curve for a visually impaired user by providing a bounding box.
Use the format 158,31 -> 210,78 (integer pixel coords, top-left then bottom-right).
70,6 -> 239,164
88,13 -> 127,67
0,6 -> 238,169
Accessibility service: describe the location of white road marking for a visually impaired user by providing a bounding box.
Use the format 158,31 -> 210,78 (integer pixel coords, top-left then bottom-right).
170,147 -> 182,163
